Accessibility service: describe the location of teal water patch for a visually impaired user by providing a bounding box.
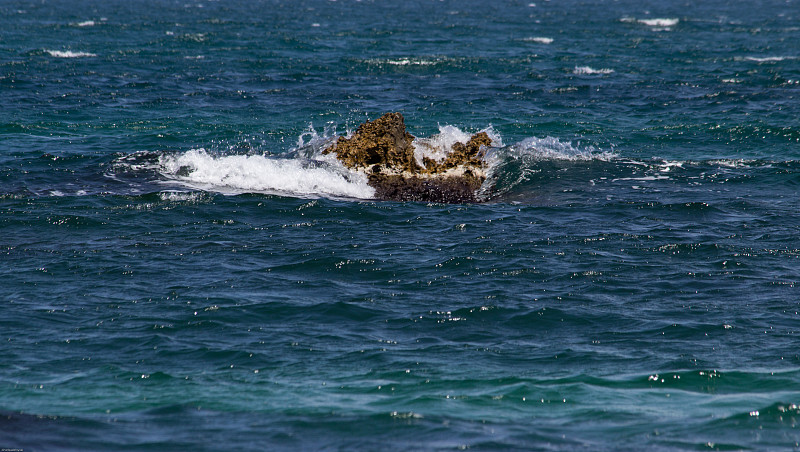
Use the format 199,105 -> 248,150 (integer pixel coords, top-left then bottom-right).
2,0 -> 800,449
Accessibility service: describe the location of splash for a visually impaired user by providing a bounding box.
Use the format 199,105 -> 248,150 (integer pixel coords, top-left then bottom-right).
412,124 -> 503,166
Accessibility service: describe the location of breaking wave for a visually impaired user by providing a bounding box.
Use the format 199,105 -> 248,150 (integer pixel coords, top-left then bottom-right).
479,136 -> 617,200
157,149 -> 375,200
155,125 -> 374,200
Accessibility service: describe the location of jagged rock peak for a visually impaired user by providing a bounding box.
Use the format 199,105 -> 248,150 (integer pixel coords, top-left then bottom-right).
323,112 -> 420,174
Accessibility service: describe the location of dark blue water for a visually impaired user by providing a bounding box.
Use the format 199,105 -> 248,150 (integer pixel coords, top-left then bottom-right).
2,0 -> 800,450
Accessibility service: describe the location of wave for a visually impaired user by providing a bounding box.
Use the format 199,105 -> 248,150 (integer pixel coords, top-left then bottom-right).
45,50 -> 96,58
158,149 -> 374,200
622,17 -> 679,30
363,58 -> 441,67
523,37 -> 553,44
573,66 -> 615,75
742,56 -> 797,63
479,137 -> 617,200
638,18 -> 679,27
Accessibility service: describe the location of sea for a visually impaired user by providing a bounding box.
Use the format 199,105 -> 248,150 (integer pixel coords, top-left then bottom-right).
2,0 -> 799,450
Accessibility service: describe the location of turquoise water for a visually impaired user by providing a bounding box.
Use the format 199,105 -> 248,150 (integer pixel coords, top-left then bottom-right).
2,0 -> 800,450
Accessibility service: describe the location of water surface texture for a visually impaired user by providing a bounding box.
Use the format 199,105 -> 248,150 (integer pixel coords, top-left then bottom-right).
2,0 -> 800,450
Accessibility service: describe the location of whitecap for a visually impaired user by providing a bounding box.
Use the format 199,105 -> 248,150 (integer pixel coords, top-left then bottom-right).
638,18 -> 679,27
744,56 -> 795,63
74,20 -> 95,27
363,57 -> 446,67
524,37 -> 553,44
46,50 -> 96,58
573,66 -> 614,75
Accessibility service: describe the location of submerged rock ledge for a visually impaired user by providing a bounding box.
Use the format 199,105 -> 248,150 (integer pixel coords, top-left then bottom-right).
323,112 -> 491,203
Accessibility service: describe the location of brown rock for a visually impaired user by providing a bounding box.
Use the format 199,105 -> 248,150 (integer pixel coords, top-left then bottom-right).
368,173 -> 485,204
323,112 -> 420,174
324,112 -> 492,203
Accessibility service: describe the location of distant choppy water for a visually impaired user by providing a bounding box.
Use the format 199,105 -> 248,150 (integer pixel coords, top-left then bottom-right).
2,0 -> 800,450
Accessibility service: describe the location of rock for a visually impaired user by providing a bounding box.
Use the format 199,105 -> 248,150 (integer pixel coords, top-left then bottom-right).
324,112 -> 491,203
323,112 -> 420,174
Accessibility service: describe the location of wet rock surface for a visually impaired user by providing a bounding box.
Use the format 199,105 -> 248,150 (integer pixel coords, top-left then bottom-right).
323,112 -> 491,203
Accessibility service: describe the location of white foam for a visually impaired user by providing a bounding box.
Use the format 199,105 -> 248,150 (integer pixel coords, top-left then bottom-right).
75,20 -> 95,27
158,149 -> 374,199
364,58 -> 442,67
638,18 -> 679,27
524,37 -> 553,44
46,50 -> 96,58
573,66 -> 614,75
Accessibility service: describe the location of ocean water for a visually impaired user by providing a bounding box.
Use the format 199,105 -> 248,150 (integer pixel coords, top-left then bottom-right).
2,0 -> 800,450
